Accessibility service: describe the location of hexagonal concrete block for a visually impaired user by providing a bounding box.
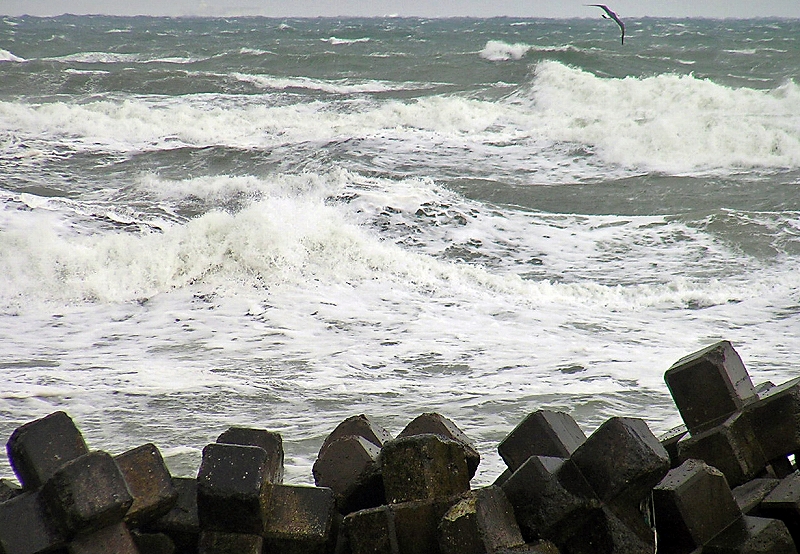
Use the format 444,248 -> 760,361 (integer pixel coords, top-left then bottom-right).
196,443 -> 273,534
397,413 -> 480,478
570,417 -> 670,506
653,459 -> 742,552
498,410 -> 586,473
312,434 -> 384,514
438,486 -> 525,554
6,411 -> 89,490
665,341 -> 757,433
115,443 -> 178,528
42,451 -> 133,536
380,434 -> 471,504
216,426 -> 284,484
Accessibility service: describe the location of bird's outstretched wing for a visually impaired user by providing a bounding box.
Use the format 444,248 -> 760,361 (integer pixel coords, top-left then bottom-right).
587,4 -> 625,44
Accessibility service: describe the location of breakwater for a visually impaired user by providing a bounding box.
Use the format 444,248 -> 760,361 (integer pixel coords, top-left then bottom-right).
1,340 -> 799,553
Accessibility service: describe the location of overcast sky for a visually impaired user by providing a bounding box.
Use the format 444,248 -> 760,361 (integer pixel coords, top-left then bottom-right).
3,1 -> 800,19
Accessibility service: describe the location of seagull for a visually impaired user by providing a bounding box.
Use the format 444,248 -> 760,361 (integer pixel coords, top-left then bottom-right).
587,4 -> 625,45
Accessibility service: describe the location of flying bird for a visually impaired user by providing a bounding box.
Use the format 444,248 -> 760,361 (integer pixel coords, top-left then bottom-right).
588,4 -> 625,45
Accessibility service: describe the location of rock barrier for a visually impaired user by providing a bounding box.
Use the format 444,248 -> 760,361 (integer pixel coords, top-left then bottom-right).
1,340 -> 800,553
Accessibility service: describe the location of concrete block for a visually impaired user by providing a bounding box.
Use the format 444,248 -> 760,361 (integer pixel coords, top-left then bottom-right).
397,413 -> 480,478
142,477 -> 198,553
216,427 -> 284,484
570,417 -> 670,506
197,531 -> 263,554
130,531 -> 176,554
494,542 -> 560,554
115,444 -> 178,528
498,410 -> 586,473
492,469 -> 512,488
196,443 -> 273,534
67,521 -> 138,554
343,504 -> 395,554
494,541 -> 560,554
319,414 -> 393,457
42,451 -> 134,536
0,491 -> 67,554
345,497 -> 458,554
0,478 -> 22,503
659,424 -> 688,468
760,472 -> 800,544
313,434 -> 385,514
392,498 -> 457,554
733,478 -> 780,516
677,411 -> 766,487
703,515 -> 796,554
263,484 -> 336,554
747,378 -> 800,463
380,434 -> 471,504
6,411 -> 90,489
560,505 -> 654,554
665,341 -> 757,433
652,459 -> 742,552
438,486 -> 525,554
501,455 -> 600,543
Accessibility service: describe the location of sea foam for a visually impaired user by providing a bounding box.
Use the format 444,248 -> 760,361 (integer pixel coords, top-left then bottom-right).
479,40 -> 532,61
528,61 -> 800,173
1,168 -> 791,317
0,49 -> 25,62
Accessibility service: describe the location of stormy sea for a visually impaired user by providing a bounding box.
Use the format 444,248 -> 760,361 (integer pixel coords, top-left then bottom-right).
1,15 -> 799,483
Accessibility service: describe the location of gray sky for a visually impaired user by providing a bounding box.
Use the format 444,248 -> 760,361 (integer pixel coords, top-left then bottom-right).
3,1 -> 800,19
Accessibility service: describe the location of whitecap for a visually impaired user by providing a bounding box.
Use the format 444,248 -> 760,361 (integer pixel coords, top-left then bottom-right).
527,61 -> 800,173
479,40 -> 531,61
324,36 -> 371,45
46,52 -> 141,64
0,49 -> 26,63
232,72 -> 430,94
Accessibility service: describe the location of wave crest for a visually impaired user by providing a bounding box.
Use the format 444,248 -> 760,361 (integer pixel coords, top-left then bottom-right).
529,61 -> 800,172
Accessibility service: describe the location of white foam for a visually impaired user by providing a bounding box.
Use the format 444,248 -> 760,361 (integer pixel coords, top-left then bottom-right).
239,47 -> 276,56
3,167 -> 800,483
479,40 -> 577,62
0,49 -> 25,62
527,61 -> 800,173
232,73 -> 429,94
4,61 -> 800,184
145,56 -> 206,64
1,168 -> 791,315
64,68 -> 111,75
46,52 -> 142,64
324,36 -> 371,45
0,92 -> 523,161
479,40 -> 531,61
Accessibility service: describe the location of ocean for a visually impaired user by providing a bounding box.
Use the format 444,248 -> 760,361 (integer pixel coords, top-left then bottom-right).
1,15 -> 799,485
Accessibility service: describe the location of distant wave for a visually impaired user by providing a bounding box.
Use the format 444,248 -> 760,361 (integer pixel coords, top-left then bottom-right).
64,68 -> 111,76
43,51 -> 208,64
479,40 -> 576,62
145,56 -> 208,64
0,49 -> 26,63
528,61 -> 800,173
324,36 -> 371,45
480,40 -> 531,61
239,47 -> 277,56
46,52 -> 142,64
6,61 -> 800,177
232,73 -> 432,94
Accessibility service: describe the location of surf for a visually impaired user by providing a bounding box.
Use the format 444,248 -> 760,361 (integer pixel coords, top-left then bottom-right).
526,61 -> 800,174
